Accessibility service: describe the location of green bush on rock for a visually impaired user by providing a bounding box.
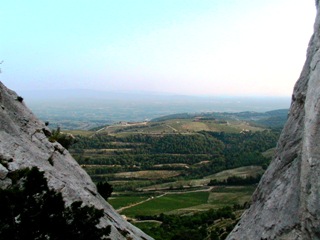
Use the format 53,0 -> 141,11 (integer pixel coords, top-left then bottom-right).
0,167 -> 111,240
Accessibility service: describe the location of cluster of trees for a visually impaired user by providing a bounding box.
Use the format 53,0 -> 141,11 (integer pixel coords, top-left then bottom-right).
77,154 -> 214,167
150,134 -> 224,154
96,181 -> 113,200
70,130 -> 279,183
208,174 -> 262,186
137,205 -> 244,240
208,130 -> 278,153
71,134 -> 116,150
49,127 -> 76,149
181,157 -> 226,179
206,130 -> 279,169
72,133 -> 224,155
0,167 -> 110,239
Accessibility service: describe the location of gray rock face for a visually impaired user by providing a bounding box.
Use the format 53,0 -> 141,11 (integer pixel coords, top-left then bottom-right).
227,3 -> 320,240
0,163 -> 8,179
0,82 -> 153,240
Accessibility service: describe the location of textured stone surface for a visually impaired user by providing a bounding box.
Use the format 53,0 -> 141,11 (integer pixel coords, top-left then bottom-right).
0,82 -> 152,240
227,3 -> 320,240
0,163 -> 8,179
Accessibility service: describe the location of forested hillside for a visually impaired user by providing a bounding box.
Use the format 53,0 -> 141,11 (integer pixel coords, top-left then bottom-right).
70,130 -> 278,184
66,114 -> 281,239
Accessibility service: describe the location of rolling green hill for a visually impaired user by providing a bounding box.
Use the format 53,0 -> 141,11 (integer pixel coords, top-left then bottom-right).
64,111 -> 282,240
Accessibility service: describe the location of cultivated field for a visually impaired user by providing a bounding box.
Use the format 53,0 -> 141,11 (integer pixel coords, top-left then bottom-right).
94,119 -> 265,136
62,110 -> 285,239
111,185 -> 255,218
204,166 -> 264,180
113,170 -> 181,180
108,166 -> 260,217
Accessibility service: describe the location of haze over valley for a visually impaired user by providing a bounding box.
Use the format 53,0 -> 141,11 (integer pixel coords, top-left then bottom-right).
21,89 -> 290,129
1,0 -> 319,239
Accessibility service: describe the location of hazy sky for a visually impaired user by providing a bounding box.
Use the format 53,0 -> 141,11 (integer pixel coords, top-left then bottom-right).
0,0 -> 316,97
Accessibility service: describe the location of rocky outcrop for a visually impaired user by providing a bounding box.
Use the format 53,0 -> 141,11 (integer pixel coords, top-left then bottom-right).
0,82 -> 152,239
227,2 -> 320,240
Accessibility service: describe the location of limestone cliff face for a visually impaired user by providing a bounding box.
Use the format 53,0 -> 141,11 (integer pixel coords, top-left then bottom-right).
227,3 -> 320,240
0,82 -> 152,240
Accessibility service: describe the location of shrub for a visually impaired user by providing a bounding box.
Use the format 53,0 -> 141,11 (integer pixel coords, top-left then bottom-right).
49,127 -> 76,149
97,181 -> 113,201
0,167 -> 111,239
16,96 -> 23,102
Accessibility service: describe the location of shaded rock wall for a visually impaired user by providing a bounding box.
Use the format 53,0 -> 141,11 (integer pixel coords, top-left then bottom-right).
0,82 -> 152,240
227,2 -> 320,240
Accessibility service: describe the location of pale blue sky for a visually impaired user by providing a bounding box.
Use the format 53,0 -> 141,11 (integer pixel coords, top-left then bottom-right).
0,0 -> 316,96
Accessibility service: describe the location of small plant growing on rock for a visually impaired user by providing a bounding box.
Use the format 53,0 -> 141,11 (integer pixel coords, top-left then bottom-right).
97,181 -> 113,201
49,127 -> 76,149
16,96 -> 23,102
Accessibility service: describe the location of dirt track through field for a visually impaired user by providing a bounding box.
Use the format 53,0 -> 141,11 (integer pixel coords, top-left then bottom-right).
117,193 -> 167,213
116,187 -> 213,213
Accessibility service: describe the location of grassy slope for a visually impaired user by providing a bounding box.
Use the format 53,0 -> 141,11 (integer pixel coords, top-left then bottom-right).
121,192 -> 210,217
204,166 -> 264,180
108,165 -> 260,218
70,118 -> 265,136
108,195 -> 151,209
65,118 -> 268,218
138,165 -> 264,191
118,186 -> 255,217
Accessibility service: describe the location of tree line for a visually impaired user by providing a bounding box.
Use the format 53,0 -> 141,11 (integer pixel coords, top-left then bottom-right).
70,130 -> 279,182
136,204 -> 248,240
208,174 -> 262,186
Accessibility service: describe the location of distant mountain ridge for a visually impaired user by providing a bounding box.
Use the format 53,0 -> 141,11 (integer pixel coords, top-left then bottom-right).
18,88 -> 291,101
151,109 -> 289,129
20,89 -> 290,130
